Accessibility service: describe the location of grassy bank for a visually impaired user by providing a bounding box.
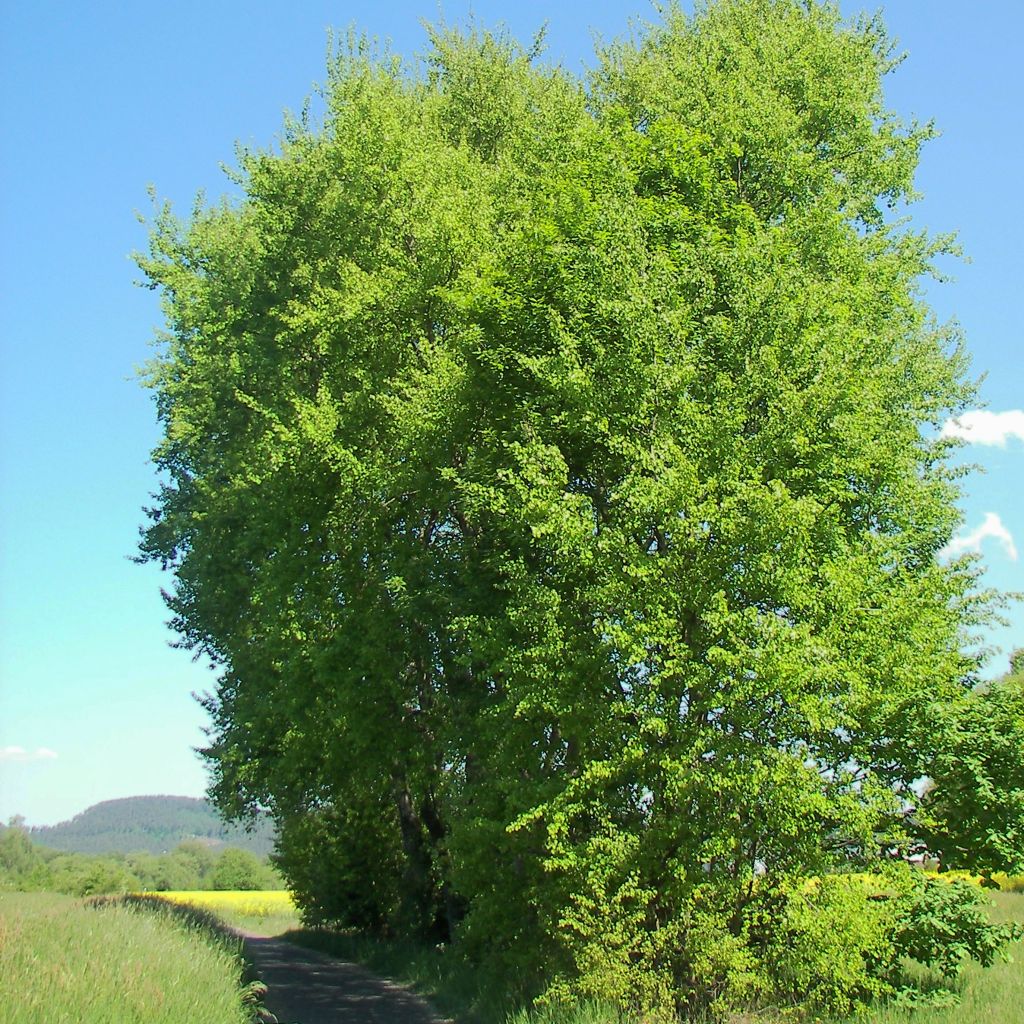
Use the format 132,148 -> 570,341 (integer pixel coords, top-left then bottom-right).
0,891 -> 252,1024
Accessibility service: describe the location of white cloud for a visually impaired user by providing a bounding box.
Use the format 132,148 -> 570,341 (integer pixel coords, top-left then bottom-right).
0,746 -> 58,763
939,512 -> 1018,563
940,410 -> 1024,446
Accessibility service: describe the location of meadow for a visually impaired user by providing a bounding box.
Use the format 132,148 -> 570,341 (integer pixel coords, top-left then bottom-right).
0,891 -> 253,1024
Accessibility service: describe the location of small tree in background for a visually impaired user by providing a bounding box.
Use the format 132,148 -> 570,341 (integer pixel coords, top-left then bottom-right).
919,656 -> 1024,879
0,821 -> 49,890
209,848 -> 273,891
138,0 -> 1021,1016
1010,647 -> 1024,678
171,839 -> 217,887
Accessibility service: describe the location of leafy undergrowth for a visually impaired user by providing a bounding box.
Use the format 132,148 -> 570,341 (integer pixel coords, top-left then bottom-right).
0,891 -> 253,1024
143,887 -> 1024,1024
834,891 -> 1024,1024
280,891 -> 1024,1024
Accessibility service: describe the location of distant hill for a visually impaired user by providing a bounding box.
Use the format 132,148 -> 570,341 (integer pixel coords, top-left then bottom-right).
28,795 -> 276,857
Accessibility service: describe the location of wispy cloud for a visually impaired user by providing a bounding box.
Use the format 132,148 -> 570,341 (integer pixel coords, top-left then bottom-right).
0,746 -> 59,763
940,410 -> 1024,446
939,512 -> 1018,563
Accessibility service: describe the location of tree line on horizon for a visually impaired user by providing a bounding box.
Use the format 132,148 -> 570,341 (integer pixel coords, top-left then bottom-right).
0,823 -> 282,897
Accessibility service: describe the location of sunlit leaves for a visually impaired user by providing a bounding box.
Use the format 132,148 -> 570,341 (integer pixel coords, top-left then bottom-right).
139,2 -> 1016,1016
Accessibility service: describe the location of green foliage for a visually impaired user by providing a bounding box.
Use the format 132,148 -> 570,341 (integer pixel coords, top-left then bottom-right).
0,821 -> 279,896
136,0 -> 1021,1018
209,847 -> 278,891
538,828 -> 679,1018
837,891 -> 1024,1024
0,823 -> 50,890
891,877 -> 1024,982
272,798 -> 404,931
751,876 -> 898,1014
44,853 -> 139,897
919,662 -> 1024,877
1009,648 -> 1024,678
173,838 -> 218,878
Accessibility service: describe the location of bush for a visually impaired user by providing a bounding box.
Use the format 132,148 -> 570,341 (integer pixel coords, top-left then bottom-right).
272,800 -> 406,932
891,876 -> 1024,980
209,848 -> 274,891
751,875 -> 898,1015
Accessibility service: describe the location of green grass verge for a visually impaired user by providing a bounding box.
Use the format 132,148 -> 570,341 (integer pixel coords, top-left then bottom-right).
0,891 -> 254,1024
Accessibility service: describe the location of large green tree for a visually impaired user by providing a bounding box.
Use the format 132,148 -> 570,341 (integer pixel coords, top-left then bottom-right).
138,1 -> 1018,1017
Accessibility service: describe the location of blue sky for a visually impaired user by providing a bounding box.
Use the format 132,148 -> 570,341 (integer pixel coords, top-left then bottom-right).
1,1 -> 1020,827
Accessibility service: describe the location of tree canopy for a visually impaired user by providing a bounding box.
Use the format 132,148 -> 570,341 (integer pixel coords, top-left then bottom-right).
138,1 -> 1021,1017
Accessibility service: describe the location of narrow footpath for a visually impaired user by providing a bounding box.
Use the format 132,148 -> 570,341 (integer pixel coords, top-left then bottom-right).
241,933 -> 453,1024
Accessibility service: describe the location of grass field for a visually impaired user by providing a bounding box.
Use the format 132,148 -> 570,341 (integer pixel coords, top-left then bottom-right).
0,891 -> 253,1024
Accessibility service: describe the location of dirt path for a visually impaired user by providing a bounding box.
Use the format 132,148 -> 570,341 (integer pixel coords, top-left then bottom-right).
240,933 -> 453,1024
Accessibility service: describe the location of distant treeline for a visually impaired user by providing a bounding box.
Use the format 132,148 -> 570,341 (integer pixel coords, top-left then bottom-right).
0,822 -> 282,896
26,795 -> 275,857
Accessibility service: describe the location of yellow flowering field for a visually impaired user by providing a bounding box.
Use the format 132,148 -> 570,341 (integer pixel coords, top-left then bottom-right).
924,871 -> 1024,891
149,889 -> 297,919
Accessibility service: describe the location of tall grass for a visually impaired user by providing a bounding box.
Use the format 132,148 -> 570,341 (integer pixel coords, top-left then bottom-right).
0,891 -> 252,1024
